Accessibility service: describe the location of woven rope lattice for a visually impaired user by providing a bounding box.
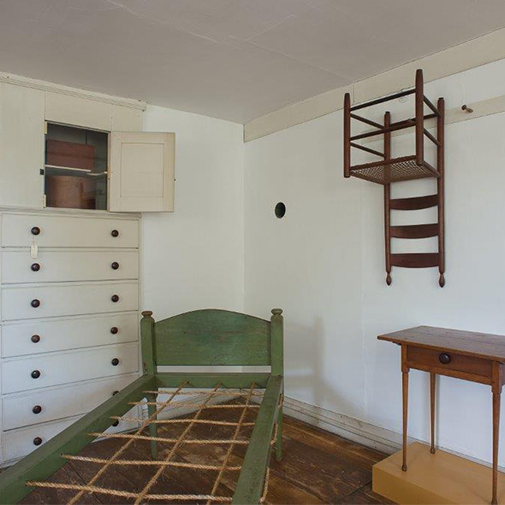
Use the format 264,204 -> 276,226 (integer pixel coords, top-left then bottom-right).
26,383 -> 277,503
351,156 -> 435,184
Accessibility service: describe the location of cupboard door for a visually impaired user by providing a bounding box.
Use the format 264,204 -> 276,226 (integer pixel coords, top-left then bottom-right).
109,132 -> 175,212
0,84 -> 44,209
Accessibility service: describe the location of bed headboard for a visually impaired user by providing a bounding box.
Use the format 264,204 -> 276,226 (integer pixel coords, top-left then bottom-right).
140,308 -> 283,375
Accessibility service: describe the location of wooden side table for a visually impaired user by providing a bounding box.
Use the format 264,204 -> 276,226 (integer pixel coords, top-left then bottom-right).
379,326 -> 505,505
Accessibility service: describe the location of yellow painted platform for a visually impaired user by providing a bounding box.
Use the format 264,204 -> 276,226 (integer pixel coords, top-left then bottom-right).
373,442 -> 505,504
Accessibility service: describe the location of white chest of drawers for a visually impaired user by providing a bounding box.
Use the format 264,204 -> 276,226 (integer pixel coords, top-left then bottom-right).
0,210 -> 142,465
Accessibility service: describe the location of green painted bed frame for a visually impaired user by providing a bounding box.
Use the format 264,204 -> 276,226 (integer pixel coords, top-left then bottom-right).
0,308 -> 284,505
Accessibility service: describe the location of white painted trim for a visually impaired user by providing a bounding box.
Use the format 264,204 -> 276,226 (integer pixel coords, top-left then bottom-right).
0,71 -> 146,111
244,27 -> 505,142
283,395 -> 505,472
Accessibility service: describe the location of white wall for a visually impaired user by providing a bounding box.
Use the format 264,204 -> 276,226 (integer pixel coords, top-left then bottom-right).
244,58 -> 505,465
142,105 -> 244,320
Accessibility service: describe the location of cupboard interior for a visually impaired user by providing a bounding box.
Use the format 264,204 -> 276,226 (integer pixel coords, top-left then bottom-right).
44,123 -> 108,211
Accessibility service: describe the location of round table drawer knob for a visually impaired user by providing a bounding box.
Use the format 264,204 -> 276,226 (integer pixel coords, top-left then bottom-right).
110,327 -> 119,335
111,358 -> 120,366
31,334 -> 41,343
31,226 -> 41,236
32,405 -> 42,414
111,262 -> 120,270
111,229 -> 119,238
31,263 -> 41,272
112,390 -> 119,396
31,370 -> 41,379
439,353 -> 451,365
111,294 -> 119,303
112,420 -> 120,427
33,437 -> 43,446
31,299 -> 41,308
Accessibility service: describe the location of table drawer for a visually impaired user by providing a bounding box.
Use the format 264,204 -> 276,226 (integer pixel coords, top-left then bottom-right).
1,313 -> 138,358
2,250 -> 139,284
1,281 -> 139,321
2,408 -> 140,462
1,342 -> 139,394
1,213 -> 138,248
3,374 -> 139,430
406,346 -> 493,381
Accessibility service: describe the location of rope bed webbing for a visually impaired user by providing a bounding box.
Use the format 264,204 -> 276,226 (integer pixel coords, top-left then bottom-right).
26,382 -> 276,504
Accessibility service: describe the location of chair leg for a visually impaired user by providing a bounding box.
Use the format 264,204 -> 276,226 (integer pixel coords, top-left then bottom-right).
275,405 -> 283,461
146,393 -> 158,460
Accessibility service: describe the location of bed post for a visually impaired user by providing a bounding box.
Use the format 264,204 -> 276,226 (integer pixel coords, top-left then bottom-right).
271,308 -> 284,461
141,310 -> 158,459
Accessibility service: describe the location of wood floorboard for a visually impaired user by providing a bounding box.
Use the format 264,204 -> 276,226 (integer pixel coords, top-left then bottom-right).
16,405 -> 392,504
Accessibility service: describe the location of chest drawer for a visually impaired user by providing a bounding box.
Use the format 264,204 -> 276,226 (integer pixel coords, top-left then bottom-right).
406,346 -> 493,382
1,342 -> 139,394
1,281 -> 139,321
2,408 -> 140,462
2,249 -> 139,284
3,374 -> 139,430
1,214 -> 138,248
1,312 -> 138,358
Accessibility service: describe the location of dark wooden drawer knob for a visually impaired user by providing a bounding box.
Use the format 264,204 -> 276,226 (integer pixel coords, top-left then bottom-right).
31,334 -> 41,343
111,229 -> 119,238
32,405 -> 42,414
31,263 -> 41,272
112,390 -> 119,396
110,327 -> 119,335
112,420 -> 120,427
31,226 -> 41,236
111,358 -> 120,366
33,437 -> 43,446
111,294 -> 119,303
439,353 -> 451,365
111,262 -> 120,270
31,370 -> 41,379
31,299 -> 40,308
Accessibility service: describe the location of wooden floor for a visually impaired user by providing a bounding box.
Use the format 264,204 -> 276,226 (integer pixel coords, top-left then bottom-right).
18,407 -> 392,504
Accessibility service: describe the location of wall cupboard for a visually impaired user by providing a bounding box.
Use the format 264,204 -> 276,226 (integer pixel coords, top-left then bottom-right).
0,80 -> 167,465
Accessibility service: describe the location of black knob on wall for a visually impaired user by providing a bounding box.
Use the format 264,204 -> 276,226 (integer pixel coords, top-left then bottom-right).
111,230 -> 119,237
31,299 -> 40,308
439,353 -> 451,365
31,370 -> 41,379
111,358 -> 120,366
111,294 -> 119,303
110,327 -> 119,334
112,390 -> 119,396
31,226 -> 41,236
31,335 -> 41,343
33,437 -> 42,446
32,405 -> 42,414
31,263 -> 41,272
112,420 -> 120,427
111,262 -> 119,270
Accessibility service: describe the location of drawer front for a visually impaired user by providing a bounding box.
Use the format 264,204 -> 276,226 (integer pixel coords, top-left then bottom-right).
2,282 -> 139,321
2,250 -> 139,284
406,346 -> 493,380
1,214 -> 138,248
2,408 -> 140,462
1,342 -> 139,394
3,374 -> 139,430
1,313 -> 138,358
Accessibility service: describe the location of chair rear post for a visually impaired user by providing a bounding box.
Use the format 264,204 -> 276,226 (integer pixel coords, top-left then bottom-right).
270,308 -> 284,461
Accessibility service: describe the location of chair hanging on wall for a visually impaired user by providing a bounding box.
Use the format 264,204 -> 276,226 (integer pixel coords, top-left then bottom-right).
343,69 -> 445,287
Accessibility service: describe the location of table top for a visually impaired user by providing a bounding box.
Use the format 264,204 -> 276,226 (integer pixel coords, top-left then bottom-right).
378,326 -> 505,363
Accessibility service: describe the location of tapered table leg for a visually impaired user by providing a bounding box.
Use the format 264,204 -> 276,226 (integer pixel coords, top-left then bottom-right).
492,390 -> 500,504
430,373 -> 436,454
402,368 -> 409,471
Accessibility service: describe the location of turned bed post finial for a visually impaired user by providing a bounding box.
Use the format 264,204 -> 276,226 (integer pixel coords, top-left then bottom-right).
142,310 -> 153,318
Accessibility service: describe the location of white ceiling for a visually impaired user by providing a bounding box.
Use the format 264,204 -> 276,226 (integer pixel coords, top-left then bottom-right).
1,0 -> 505,123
